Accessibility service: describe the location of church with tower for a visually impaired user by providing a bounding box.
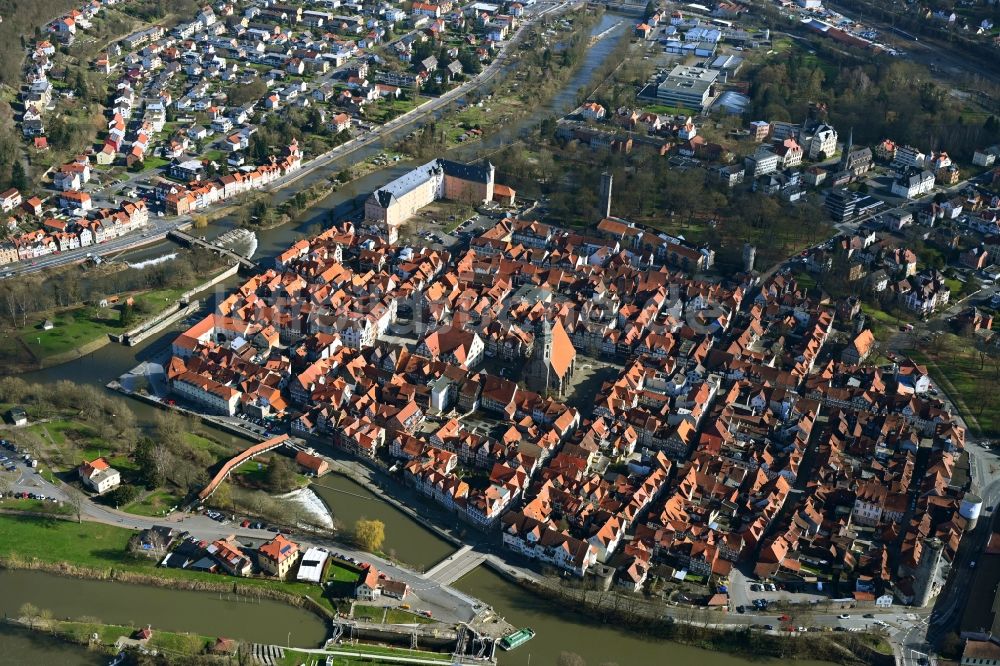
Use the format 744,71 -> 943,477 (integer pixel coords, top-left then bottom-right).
524,317 -> 577,398
839,127 -> 874,178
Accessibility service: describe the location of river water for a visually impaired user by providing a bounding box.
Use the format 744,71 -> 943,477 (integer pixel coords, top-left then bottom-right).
310,474 -> 454,571
0,570 -> 328,647
0,624 -> 103,666
6,14 -> 837,666
456,567 -> 836,666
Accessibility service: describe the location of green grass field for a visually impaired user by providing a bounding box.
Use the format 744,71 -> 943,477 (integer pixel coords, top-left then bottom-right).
124,489 -> 182,517
352,604 -> 384,622
0,515 -> 134,567
367,97 -> 419,124
326,562 -> 361,583
280,651 -> 369,666
860,303 -> 912,342
200,149 -> 225,162
324,643 -> 452,662
234,458 -> 269,484
51,619 -> 213,655
133,288 -> 185,313
907,337 -> 1000,436
383,608 -> 434,625
10,286 -> 186,363
17,307 -> 121,360
0,497 -> 73,515
352,604 -> 434,626
25,419 -> 137,472
141,156 -> 170,172
26,419 -> 87,447
641,102 -> 697,116
182,432 -> 232,458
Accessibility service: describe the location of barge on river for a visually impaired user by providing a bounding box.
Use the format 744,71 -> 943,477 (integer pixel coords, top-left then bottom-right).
498,627 -> 535,651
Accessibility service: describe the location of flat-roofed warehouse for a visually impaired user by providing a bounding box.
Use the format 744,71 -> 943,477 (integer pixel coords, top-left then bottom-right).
656,65 -> 719,112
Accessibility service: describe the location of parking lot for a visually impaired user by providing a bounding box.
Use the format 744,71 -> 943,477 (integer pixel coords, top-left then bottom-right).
0,437 -> 66,504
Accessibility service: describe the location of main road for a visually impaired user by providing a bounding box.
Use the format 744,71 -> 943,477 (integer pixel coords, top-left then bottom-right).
3,0 -> 576,279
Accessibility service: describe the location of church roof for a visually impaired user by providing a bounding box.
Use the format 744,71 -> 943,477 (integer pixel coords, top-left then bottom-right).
549,318 -> 575,379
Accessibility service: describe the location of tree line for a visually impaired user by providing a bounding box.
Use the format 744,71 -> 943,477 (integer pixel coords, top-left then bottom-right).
0,248 -> 224,330
745,37 -> 1000,158
492,143 -> 829,272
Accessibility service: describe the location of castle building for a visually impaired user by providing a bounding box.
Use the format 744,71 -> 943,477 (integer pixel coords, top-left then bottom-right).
365,159 -> 495,242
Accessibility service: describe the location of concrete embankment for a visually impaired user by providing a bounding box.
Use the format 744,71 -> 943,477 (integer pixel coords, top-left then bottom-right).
37,335 -> 113,368
180,263 -> 240,301
122,300 -> 201,346
113,263 -> 239,346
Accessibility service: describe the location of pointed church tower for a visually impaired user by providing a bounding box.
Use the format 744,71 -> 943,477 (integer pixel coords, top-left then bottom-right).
524,316 -> 575,397
840,127 -> 853,172
526,317 -> 553,394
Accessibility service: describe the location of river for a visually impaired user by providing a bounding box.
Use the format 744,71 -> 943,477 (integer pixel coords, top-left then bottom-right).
310,474 -> 454,571
6,14 -> 836,666
21,11 -> 631,389
456,568 -> 837,666
0,624 -> 103,666
0,570 -> 327,647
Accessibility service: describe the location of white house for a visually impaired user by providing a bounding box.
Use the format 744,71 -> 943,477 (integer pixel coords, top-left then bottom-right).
78,457 -> 121,494
891,169 -> 935,199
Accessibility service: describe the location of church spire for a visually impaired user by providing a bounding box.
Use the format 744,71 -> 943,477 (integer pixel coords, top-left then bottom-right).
841,127 -> 854,171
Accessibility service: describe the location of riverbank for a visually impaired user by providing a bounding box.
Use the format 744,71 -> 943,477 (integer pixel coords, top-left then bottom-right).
399,10 -> 606,159
521,578 -> 889,666
0,258 -> 233,372
3,616 -> 216,662
0,516 -> 336,622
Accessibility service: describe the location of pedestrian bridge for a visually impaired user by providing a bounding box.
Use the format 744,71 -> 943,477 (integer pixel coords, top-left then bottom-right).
198,434 -> 289,500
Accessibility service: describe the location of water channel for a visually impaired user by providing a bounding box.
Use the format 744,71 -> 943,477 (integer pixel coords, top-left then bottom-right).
310,474 -> 454,571
0,570 -> 328,647
6,14 -> 838,666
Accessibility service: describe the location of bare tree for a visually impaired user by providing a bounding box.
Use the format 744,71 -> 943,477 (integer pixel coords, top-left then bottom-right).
68,491 -> 85,524
18,602 -> 39,628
